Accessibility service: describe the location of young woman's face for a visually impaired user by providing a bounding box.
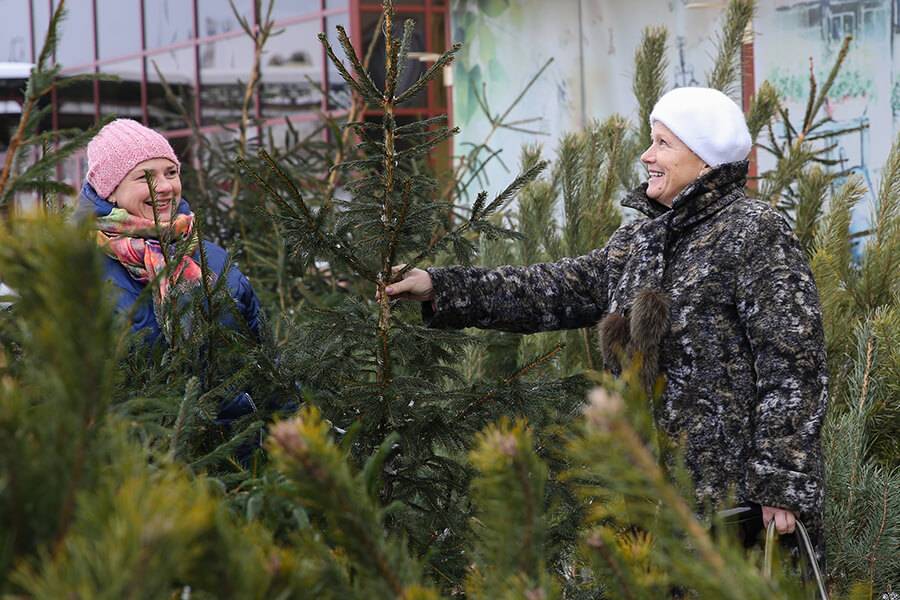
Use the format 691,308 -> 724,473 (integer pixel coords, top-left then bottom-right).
640,122 -> 708,207
108,158 -> 181,220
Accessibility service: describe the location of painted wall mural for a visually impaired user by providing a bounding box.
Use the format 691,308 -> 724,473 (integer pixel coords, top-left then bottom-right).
450,0 -> 897,228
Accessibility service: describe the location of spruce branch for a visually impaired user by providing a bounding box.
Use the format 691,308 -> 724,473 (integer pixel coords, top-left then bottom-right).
393,160 -> 547,279
456,343 -> 563,421
441,59 -> 551,206
395,18 -> 416,87
382,3 -> 400,101
376,1 -> 401,393
228,0 -> 276,207
318,31 -> 381,103
478,160 -> 549,219
334,25 -> 384,102
395,44 -> 461,105
170,377 -> 200,463
322,12 -> 385,213
237,151 -> 371,278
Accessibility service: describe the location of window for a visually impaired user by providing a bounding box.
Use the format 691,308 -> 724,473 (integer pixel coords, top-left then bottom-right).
830,11 -> 856,41
97,0 -> 142,61
199,35 -> 254,125
198,0 -> 251,38
269,0 -> 320,22
861,6 -> 886,38
57,2 -> 96,68
0,0 -> 31,62
260,19 -> 324,117
145,0 -> 194,50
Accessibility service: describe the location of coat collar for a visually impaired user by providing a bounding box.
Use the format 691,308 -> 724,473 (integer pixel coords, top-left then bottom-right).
622,160 -> 749,232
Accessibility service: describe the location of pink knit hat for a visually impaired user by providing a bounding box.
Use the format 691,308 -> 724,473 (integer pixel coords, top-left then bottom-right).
86,119 -> 180,198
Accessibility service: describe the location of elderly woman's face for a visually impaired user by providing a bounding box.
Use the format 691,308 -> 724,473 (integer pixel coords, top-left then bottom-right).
640,122 -> 708,207
108,158 -> 181,220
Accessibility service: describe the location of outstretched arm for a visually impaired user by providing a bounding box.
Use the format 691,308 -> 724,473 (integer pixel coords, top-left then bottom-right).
386,222 -> 639,333
384,246 -> 611,334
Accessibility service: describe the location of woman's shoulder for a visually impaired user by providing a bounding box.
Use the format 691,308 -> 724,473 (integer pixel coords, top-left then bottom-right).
722,193 -> 786,222
725,196 -> 794,240
103,254 -> 143,293
198,240 -> 255,291
197,239 -> 232,274
608,218 -> 648,244
724,197 -> 803,265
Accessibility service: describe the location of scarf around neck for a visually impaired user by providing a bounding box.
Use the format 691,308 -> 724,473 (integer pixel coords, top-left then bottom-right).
95,206 -> 209,339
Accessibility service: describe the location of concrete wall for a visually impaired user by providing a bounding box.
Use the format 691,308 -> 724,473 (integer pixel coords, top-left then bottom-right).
451,0 -> 896,229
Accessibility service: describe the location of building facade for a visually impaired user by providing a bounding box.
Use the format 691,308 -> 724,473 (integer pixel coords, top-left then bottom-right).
0,0 -> 451,194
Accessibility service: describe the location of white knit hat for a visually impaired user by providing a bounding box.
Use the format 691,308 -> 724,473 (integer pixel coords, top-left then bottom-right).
649,87 -> 751,167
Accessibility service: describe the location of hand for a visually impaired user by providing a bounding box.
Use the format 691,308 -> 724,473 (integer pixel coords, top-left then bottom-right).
762,505 -> 796,535
379,265 -> 434,302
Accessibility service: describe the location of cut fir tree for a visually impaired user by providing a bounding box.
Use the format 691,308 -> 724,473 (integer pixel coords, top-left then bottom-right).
238,0 -> 558,582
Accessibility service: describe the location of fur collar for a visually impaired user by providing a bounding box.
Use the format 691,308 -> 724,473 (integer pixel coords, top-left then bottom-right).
621,160 -> 749,232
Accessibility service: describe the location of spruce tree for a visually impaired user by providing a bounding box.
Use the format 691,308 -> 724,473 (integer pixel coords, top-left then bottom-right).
239,0 -> 561,582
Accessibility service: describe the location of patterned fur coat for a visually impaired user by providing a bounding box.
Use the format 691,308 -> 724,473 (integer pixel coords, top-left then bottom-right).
424,161 -> 827,540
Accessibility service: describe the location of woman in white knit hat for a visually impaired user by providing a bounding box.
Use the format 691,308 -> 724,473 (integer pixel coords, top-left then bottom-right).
385,87 -> 828,560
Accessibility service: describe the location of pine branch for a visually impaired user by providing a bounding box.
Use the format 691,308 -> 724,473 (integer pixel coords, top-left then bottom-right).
269,407 -> 433,598
632,26 -> 668,150
801,35 -> 852,137
466,419 -> 554,598
706,0 -> 755,97
0,0 -> 67,202
746,81 -> 780,143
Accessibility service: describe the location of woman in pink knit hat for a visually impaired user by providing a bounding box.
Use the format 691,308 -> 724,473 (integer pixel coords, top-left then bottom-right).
79,118 -> 262,346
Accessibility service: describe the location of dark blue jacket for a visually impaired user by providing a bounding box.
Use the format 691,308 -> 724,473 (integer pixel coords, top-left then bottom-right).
80,182 -> 262,345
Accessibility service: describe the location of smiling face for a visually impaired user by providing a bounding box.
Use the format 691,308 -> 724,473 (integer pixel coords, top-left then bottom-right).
640,122 -> 709,207
108,158 -> 181,220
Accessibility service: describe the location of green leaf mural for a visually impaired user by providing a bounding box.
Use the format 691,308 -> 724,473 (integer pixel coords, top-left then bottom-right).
452,0 -> 521,126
